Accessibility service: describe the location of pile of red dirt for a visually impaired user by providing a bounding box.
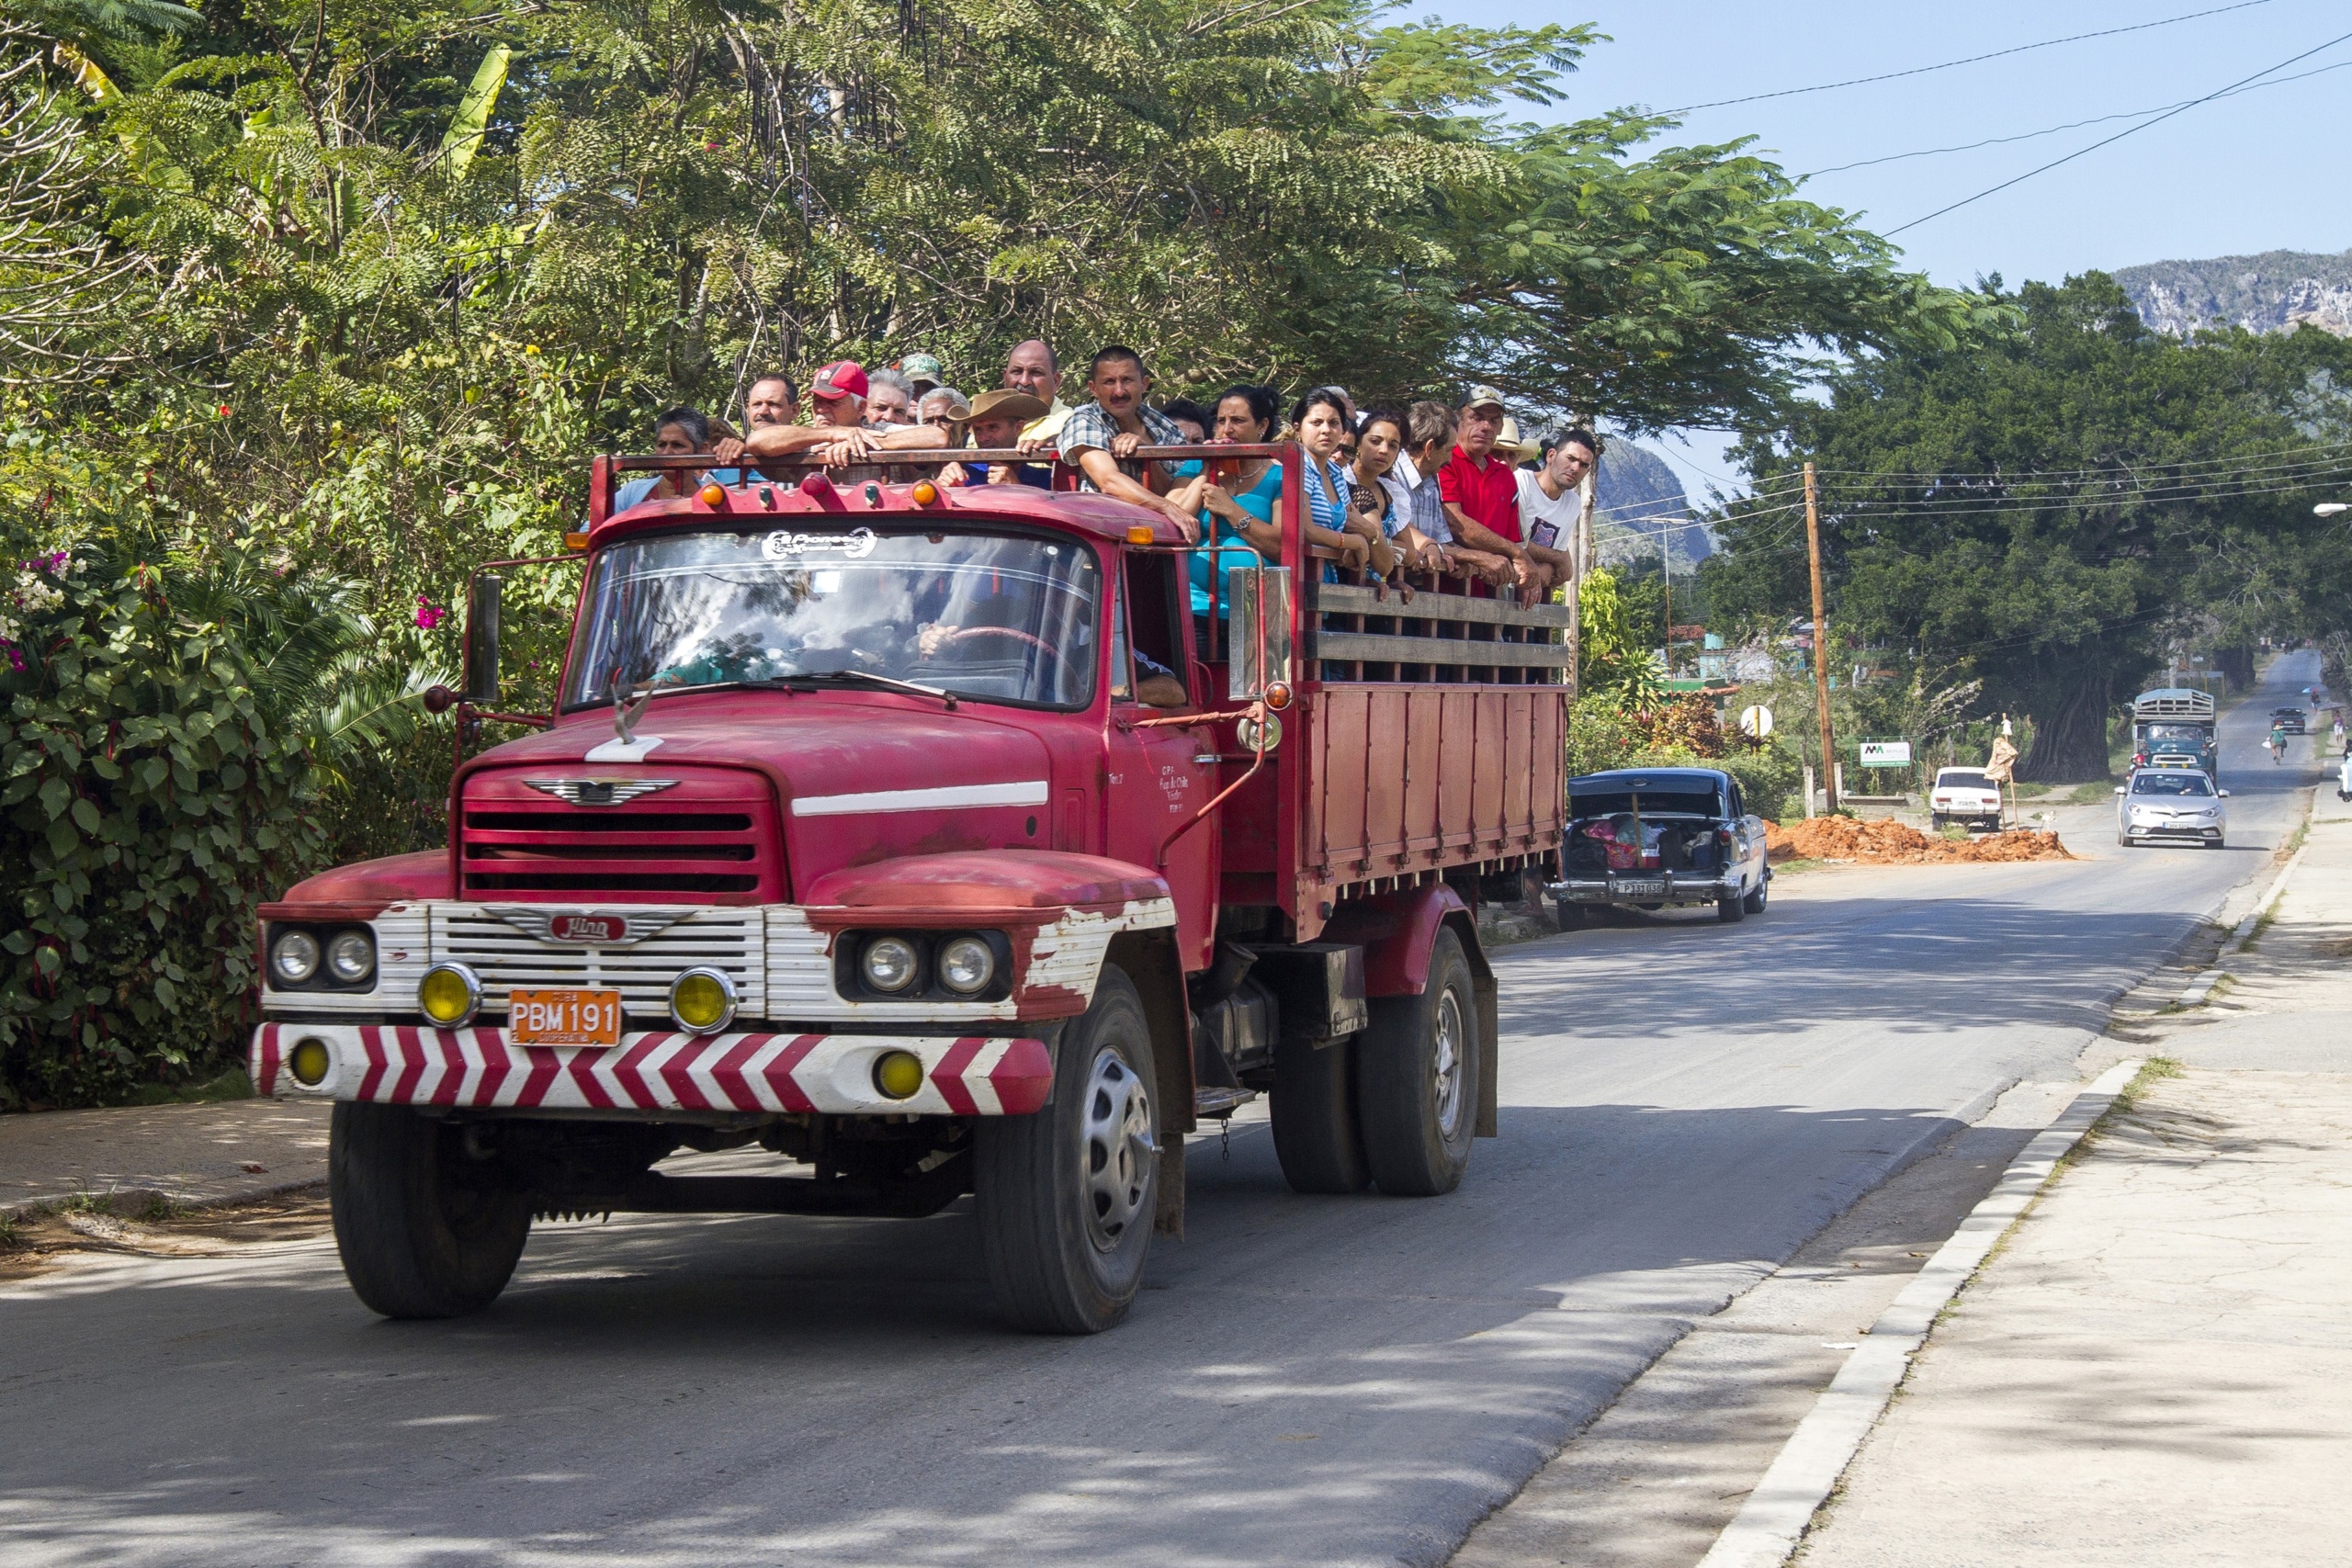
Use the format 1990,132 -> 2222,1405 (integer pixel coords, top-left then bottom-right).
1761,816 -> 2073,865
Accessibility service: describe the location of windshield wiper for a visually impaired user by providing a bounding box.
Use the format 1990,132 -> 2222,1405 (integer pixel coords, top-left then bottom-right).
762,670 -> 959,708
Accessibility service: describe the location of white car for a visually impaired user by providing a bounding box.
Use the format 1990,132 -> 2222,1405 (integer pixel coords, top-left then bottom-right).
2115,768 -> 2228,849
1928,767 -> 2003,830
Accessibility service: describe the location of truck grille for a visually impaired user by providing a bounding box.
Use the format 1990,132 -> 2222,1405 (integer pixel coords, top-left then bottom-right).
458,766 -> 783,903
433,906 -> 766,1021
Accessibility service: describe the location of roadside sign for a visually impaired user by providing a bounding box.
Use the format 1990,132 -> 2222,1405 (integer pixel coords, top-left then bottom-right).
1738,705 -> 1774,739
1860,740 -> 1911,767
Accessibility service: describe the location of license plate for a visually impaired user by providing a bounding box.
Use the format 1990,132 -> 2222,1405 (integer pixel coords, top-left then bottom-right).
1615,878 -> 1665,897
509,988 -> 625,1046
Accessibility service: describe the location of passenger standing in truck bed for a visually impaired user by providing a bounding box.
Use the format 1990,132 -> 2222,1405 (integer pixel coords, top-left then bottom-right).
1056,345 -> 1199,537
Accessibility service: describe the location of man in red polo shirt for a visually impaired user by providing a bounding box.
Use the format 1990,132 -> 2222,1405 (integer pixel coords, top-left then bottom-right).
1439,385 -> 1550,602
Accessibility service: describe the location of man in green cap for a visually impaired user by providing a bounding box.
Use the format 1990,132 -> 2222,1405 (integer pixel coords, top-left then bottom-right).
899,353 -> 944,401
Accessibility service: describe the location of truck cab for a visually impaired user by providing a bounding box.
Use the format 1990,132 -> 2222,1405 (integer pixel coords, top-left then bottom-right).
253,446 -> 1568,1333
2131,687 -> 2218,784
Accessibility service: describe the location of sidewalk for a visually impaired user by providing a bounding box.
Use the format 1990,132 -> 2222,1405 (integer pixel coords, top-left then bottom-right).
0,1098 -> 330,1217
1792,790 -> 2352,1565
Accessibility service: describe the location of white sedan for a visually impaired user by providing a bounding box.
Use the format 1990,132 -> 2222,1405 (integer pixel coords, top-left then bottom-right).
1928,767 -> 2003,830
2115,768 -> 2228,849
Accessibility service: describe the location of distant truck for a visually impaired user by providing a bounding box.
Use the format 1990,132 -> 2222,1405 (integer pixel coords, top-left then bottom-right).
2131,688 -> 2218,784
247,441 -> 1568,1334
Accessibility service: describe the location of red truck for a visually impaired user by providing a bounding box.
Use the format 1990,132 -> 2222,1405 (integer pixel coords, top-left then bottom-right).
251,444 -> 1569,1332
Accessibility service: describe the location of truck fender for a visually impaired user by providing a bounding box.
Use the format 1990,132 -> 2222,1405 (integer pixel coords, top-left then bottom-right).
1324,887 -> 1498,1139
1103,929 -> 1194,1237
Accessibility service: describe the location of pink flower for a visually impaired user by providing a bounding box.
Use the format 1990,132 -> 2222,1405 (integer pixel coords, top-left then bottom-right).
414,594 -> 449,630
2,644 -> 23,673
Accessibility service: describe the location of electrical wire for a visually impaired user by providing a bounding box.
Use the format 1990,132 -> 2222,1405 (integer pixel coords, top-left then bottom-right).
1652,2 -> 2279,117
1795,433 -> 2352,482
1804,57 -> 2352,178
1884,26 -> 2352,236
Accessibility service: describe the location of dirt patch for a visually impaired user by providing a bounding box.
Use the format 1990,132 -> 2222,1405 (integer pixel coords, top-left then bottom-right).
1762,817 -> 2073,865
0,1189 -> 330,1279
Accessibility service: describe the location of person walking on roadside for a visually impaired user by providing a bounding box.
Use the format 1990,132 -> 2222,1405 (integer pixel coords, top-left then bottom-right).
2269,721 -> 2287,763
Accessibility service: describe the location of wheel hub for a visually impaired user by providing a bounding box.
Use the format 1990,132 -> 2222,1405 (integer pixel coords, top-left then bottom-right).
1432,990 -> 1464,1137
1080,1048 -> 1155,1252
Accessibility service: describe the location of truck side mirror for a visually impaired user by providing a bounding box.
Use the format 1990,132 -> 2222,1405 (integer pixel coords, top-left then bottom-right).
2112,786 -> 2126,795
1227,566 -> 1292,702
466,572 -> 503,705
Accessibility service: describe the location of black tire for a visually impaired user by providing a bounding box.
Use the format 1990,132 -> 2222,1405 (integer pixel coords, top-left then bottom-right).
1743,876 -> 1769,915
1356,927 -> 1480,1197
1929,813 -> 1945,831
1717,889 -> 1746,922
974,967 -> 1159,1334
1272,1034 -> 1371,1194
330,1103 -> 532,1320
1553,898 -> 1586,931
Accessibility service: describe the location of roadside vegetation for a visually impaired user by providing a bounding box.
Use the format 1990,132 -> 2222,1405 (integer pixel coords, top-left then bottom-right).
1,2 -> 1997,1108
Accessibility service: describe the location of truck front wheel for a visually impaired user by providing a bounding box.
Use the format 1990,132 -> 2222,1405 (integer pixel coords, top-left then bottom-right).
1355,928 -> 1481,1197
975,968 -> 1159,1334
330,1103 -> 532,1319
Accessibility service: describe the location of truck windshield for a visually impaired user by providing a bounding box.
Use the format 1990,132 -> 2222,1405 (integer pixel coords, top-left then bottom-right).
566,525 -> 1102,709
2143,724 -> 2209,741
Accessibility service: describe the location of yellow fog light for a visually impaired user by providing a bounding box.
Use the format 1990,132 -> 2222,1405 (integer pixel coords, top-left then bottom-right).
288,1037 -> 332,1089
669,967 -> 737,1034
873,1049 -> 925,1100
418,963 -> 481,1027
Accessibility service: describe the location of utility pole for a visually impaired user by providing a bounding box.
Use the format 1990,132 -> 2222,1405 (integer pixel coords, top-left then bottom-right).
1804,460 -> 1837,813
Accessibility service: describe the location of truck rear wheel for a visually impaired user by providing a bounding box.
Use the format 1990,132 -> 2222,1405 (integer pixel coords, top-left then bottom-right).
1717,889 -> 1747,922
975,968 -> 1158,1334
330,1103 -> 532,1319
1271,1035 -> 1371,1194
1355,928 -> 1480,1197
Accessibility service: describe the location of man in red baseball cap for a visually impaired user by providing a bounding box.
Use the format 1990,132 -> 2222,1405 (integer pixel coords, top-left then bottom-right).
740,359 -> 945,469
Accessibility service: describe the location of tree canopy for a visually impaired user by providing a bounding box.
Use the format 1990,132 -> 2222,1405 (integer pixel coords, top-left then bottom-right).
1703,274 -> 2352,780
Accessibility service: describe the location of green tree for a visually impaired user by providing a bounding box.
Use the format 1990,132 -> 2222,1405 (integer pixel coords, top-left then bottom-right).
1706,274 -> 2352,780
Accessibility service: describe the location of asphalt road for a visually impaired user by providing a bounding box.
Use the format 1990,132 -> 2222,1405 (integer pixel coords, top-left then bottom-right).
0,654 -> 2324,1568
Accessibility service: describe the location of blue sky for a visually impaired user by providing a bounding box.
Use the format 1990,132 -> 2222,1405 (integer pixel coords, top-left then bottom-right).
1441,0 -> 2352,495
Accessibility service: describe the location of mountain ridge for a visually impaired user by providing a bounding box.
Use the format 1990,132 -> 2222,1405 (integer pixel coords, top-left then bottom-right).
2113,248 -> 2352,338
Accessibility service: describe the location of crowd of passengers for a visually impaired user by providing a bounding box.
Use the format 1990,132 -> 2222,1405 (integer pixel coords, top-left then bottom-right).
618,338 -> 1601,613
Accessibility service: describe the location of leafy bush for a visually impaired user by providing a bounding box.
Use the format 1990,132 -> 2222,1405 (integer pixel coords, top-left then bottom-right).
0,535 -> 435,1108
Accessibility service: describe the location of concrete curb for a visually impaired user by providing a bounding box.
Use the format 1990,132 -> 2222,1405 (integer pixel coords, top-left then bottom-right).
1692,1055 -> 2143,1568
3,1177 -> 328,1224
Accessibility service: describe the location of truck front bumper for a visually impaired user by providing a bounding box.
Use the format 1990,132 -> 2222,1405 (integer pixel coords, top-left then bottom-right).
1545,874 -> 1742,907
250,1022 -> 1051,1117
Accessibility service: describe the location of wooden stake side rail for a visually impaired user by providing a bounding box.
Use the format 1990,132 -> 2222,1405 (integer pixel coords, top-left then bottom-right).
1304,570 -> 1571,685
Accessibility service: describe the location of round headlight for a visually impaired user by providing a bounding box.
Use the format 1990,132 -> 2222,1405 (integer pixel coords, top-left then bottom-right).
938,935 -> 996,996
270,930 -> 321,987
325,930 -> 376,985
287,1036 -> 333,1089
417,963 -> 481,1027
873,1049 -> 925,1100
670,968 -> 737,1033
862,936 -> 920,993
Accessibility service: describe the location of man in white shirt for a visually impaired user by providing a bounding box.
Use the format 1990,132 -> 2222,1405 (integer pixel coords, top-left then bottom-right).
1517,427 -> 1596,590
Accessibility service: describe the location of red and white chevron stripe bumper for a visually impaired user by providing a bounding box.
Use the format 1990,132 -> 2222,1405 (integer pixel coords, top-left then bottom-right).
250,1023 -> 1053,1117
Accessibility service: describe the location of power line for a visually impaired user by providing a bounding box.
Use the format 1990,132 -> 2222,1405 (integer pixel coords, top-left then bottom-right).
1804,58 -> 2352,178
1795,434 -> 2352,483
1653,2 -> 2279,117
1884,27 -> 2352,236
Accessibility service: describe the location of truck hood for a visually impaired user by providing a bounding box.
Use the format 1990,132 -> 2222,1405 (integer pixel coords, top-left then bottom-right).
460,694 -> 1063,900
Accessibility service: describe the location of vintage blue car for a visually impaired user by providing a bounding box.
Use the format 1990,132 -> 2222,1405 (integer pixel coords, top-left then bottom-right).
1545,766 -> 1771,927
